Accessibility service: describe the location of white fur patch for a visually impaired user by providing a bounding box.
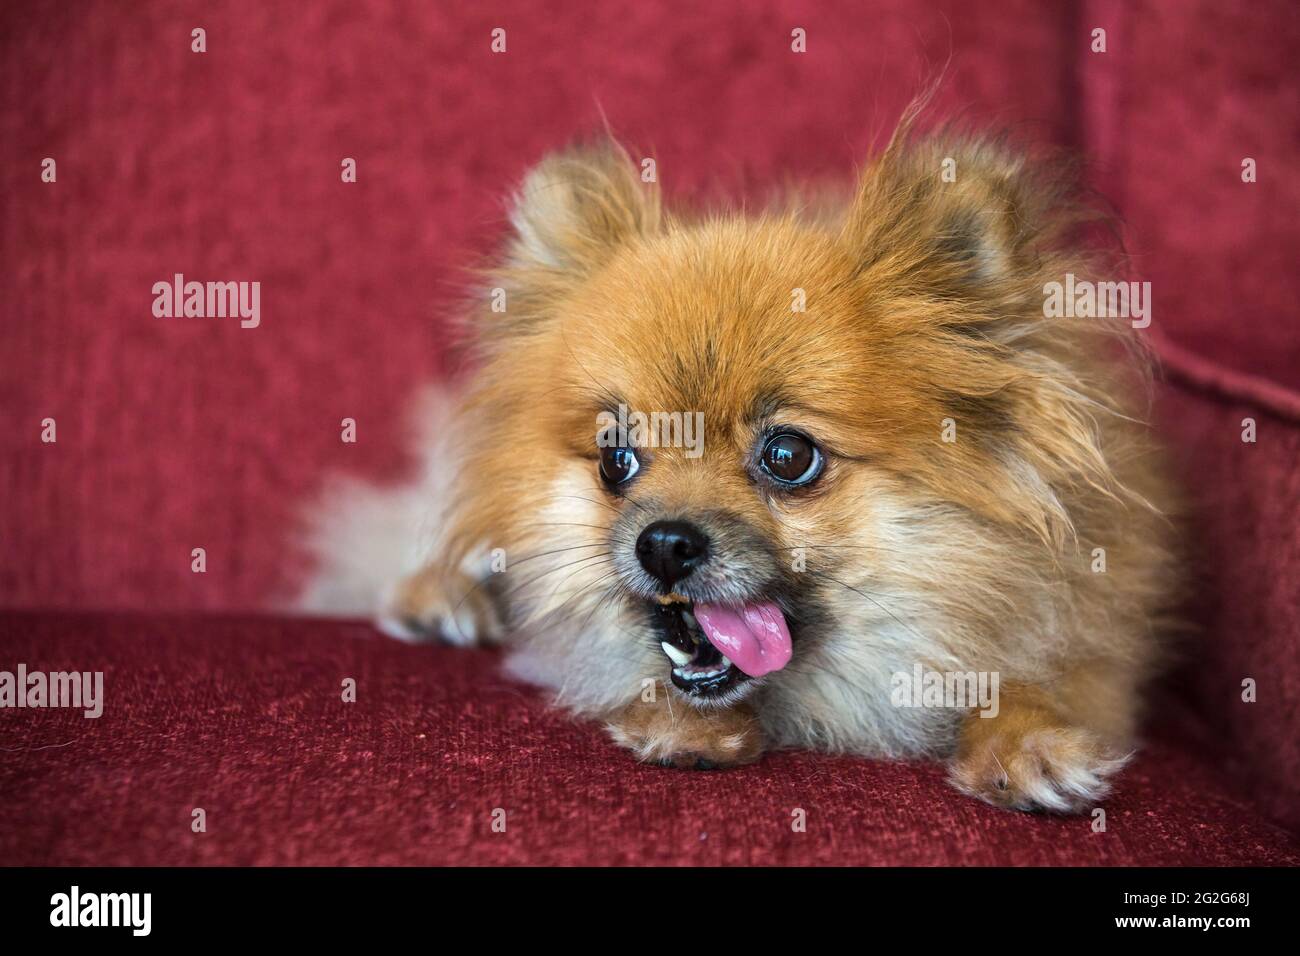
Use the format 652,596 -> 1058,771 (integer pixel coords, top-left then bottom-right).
293,385 -> 461,620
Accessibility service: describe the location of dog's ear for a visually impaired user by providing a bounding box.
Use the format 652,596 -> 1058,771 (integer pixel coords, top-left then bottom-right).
840,119 -> 1150,548
841,126 -> 1068,303
506,141 -> 661,277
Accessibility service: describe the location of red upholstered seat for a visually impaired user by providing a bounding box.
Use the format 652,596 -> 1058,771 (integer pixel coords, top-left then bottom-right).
2,612 -> 1296,867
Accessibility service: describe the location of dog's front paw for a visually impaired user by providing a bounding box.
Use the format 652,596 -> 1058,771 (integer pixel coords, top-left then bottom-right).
606,691 -> 764,770
376,565 -> 501,647
949,725 -> 1130,813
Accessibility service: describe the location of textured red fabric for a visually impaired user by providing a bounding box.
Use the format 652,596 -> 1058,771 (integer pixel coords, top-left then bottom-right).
1154,385 -> 1300,832
2,611 -> 1297,866
1081,0 -> 1300,391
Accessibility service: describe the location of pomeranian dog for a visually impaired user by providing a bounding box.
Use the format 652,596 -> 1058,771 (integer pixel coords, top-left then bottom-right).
301,111 -> 1178,813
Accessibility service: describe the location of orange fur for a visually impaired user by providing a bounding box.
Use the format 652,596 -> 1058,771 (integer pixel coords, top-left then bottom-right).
607,686 -> 764,770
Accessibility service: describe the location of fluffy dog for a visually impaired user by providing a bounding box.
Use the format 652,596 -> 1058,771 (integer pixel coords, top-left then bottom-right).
302,114 -> 1178,812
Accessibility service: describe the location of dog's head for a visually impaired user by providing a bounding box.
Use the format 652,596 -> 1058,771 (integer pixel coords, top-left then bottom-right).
457,131 -> 1144,711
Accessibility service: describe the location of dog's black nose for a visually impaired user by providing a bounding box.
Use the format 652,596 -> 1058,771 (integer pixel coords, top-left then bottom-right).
635,520 -> 709,589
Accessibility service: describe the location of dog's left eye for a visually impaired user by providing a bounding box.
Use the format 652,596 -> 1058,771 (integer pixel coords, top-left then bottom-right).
760,432 -> 823,487
599,446 -> 641,485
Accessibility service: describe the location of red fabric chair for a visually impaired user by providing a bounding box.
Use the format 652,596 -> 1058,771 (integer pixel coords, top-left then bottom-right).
2,0 -> 1297,864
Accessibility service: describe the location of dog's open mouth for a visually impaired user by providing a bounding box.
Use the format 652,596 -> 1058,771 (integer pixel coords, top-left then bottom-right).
654,600 -> 740,695
651,595 -> 794,697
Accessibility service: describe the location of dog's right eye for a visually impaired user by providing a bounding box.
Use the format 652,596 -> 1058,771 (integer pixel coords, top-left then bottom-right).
599,446 -> 641,485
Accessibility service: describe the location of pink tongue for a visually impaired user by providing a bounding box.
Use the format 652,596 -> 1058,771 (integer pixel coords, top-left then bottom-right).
693,601 -> 793,678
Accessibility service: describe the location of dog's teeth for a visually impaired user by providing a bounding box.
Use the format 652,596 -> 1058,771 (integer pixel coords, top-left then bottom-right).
681,608 -> 698,629
661,641 -> 693,666
719,654 -> 732,668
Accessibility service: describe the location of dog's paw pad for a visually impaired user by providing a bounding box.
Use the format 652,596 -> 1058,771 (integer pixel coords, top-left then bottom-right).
653,753 -> 723,771
949,727 -> 1130,814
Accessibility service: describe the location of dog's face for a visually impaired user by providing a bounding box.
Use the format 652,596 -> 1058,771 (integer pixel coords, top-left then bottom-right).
557,219 -> 874,704
461,138 -> 1130,715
